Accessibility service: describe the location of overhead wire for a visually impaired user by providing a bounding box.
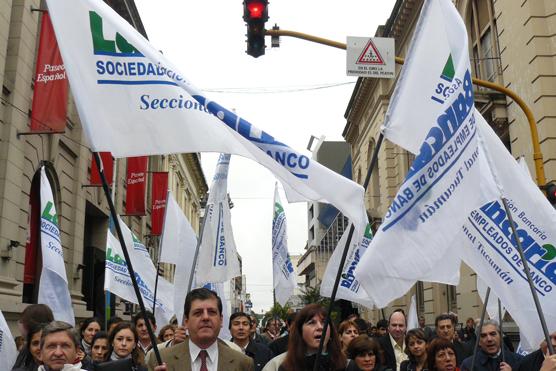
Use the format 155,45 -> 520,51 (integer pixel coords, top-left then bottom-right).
204,81 -> 356,94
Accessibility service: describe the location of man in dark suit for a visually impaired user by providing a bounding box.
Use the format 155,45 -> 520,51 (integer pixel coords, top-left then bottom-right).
230,312 -> 273,371
378,309 -> 408,371
148,288 -> 254,371
460,320 -> 522,371
435,313 -> 471,367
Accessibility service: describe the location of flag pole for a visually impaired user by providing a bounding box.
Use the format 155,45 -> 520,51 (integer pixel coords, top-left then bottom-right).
498,299 -> 505,362
470,287 -> 490,371
313,133 -> 384,371
92,152 -> 163,365
152,237 -> 161,317
187,193 -> 210,292
500,197 -> 555,355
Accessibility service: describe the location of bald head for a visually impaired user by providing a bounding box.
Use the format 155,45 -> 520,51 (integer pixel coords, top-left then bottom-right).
388,311 -> 407,343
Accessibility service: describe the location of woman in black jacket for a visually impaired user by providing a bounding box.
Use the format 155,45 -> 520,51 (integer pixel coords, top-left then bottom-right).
11,323 -> 45,371
277,304 -> 346,371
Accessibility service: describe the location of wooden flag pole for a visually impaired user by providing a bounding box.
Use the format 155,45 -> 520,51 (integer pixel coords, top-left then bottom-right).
92,152 -> 163,365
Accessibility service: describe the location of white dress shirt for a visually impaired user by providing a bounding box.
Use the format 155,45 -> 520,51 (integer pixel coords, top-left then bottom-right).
189,339 -> 219,371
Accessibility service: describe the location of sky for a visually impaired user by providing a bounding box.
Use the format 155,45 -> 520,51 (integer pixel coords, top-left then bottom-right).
134,0 -> 397,313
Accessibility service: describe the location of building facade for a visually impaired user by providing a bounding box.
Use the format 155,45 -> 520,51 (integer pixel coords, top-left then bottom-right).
343,0 -> 555,328
298,140 -> 351,290
0,0 -> 207,333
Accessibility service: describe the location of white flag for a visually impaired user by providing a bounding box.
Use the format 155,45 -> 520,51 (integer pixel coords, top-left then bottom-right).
355,0 -> 498,307
201,282 -> 232,341
272,184 -> 296,306
517,156 -> 533,180
476,277 -> 505,322
407,295 -> 419,330
38,167 -> 75,325
105,218 -> 175,325
0,310 -> 17,369
320,223 -> 376,308
458,118 -> 556,350
196,154 -> 240,285
159,191 -> 198,322
45,0 -> 368,234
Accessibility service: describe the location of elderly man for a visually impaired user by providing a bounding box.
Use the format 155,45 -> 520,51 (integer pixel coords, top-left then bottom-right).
461,320 -> 522,371
378,309 -> 408,371
149,287 -> 254,371
38,321 -> 86,371
435,313 -> 470,366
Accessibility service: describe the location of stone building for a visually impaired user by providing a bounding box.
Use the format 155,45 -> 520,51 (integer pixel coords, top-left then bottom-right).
0,0 -> 207,332
343,0 -> 555,330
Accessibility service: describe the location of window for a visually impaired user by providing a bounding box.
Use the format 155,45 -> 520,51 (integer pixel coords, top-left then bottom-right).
469,0 -> 500,83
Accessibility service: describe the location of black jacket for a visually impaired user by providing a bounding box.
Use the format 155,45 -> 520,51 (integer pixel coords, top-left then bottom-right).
461,348 -> 522,371
453,340 -> 471,367
517,349 -> 544,371
269,335 -> 289,356
244,340 -> 274,371
400,359 -> 428,371
377,335 -> 397,371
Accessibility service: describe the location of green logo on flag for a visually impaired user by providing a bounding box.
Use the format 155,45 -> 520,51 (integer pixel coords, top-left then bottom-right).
440,54 -> 455,82
89,11 -> 142,56
274,202 -> 284,218
42,201 -> 59,226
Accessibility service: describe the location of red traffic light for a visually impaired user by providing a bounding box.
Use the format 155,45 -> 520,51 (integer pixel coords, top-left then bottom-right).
545,182 -> 556,205
243,0 -> 268,58
243,0 -> 268,22
247,2 -> 265,19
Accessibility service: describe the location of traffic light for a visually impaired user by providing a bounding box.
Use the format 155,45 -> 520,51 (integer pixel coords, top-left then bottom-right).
546,183 -> 556,206
243,0 -> 268,58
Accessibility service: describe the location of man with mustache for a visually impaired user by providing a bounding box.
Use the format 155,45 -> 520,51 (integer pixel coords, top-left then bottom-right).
149,287 -> 254,371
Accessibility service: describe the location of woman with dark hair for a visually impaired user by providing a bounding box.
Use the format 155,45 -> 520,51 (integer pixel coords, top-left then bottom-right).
12,304 -> 54,370
427,339 -> 459,371
107,322 -> 146,371
400,329 -> 428,371
79,317 -> 101,357
11,323 -> 46,371
91,331 -> 110,364
346,335 -> 390,371
338,320 -> 360,356
157,324 -> 175,343
263,303 -> 346,371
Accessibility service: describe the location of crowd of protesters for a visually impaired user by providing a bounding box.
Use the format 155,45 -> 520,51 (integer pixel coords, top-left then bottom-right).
8,290 -> 556,371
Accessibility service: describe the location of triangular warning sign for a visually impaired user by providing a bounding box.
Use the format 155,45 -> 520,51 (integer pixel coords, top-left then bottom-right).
356,39 -> 385,65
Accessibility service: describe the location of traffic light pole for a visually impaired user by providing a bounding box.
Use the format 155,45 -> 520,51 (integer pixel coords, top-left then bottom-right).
265,28 -> 547,187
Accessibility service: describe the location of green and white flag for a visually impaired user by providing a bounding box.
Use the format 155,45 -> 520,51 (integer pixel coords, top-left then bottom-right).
272,183 -> 295,306
104,217 -> 175,326
38,167 -> 75,325
320,223 -> 375,308
44,0 -> 368,235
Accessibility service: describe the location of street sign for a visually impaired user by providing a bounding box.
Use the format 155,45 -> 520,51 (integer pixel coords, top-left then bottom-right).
346,37 -> 395,78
